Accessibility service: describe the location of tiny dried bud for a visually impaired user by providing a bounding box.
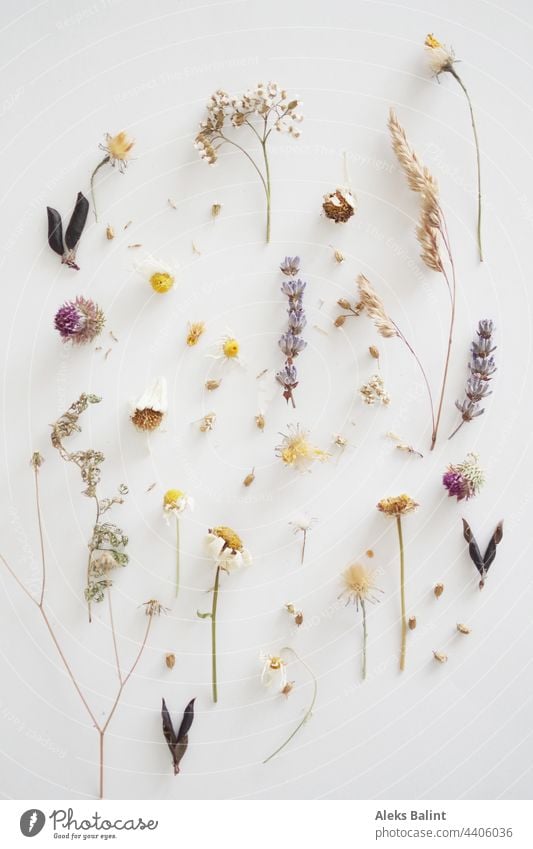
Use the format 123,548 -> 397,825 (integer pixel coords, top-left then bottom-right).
281,681 -> 294,697
434,583 -> 445,599
285,603 -> 296,615
366,549 -> 374,558
199,412 -> 216,432
457,623 -> 471,635
165,653 -> 176,669
255,413 -> 265,431
211,203 -> 222,218
294,611 -> 304,627
31,451 -> 44,469
205,379 -> 221,391
369,345 -> 380,359
337,298 -> 352,310
334,315 -> 346,328
106,225 -> 115,240
433,650 -> 448,664
408,615 -> 417,630
243,468 -> 255,487
334,249 -> 345,263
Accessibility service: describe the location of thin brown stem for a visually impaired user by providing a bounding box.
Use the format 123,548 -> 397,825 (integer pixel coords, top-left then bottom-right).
263,647 -> 317,763
392,321 -> 436,439
90,156 -> 109,223
396,517 -> 407,672
430,220 -> 457,451
449,68 -> 483,262
301,530 -> 307,565
448,419 -> 466,440
34,468 -> 47,607
361,600 -> 367,681
108,593 -> 123,684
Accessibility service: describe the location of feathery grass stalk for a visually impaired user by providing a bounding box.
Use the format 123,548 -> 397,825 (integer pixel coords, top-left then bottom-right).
263,647 -> 317,763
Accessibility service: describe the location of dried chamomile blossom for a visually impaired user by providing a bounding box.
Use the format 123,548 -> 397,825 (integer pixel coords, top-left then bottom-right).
262,647 -> 317,763
208,333 -> 242,366
199,412 -> 216,432
322,188 -> 357,223
163,489 -> 194,598
47,192 -> 89,270
386,431 -> 423,458
277,424 -> 329,472
186,321 -> 205,347
339,562 -> 383,680
359,374 -> 390,406
260,653 -> 288,692
135,255 -> 177,294
131,377 -> 167,432
442,453 -> 485,501
195,83 -> 303,242
91,131 -> 135,222
54,296 -> 105,345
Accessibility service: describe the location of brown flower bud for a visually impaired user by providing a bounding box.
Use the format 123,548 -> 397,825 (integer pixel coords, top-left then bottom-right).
456,623 -> 471,635
334,315 -> 346,328
243,469 -> 255,487
369,345 -> 380,359
433,650 -> 448,664
205,379 -> 221,391
255,413 -> 265,431
366,549 -> 374,558
281,681 -> 294,697
434,583 -> 444,599
294,612 -> 304,627
211,203 -> 221,218
106,225 -> 115,240
165,653 -> 175,669
337,298 -> 352,310
322,189 -> 356,223
408,615 -> 417,630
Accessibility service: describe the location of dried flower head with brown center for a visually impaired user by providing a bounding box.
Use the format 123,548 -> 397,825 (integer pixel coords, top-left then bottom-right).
210,525 -> 243,552
377,494 -> 419,517
131,407 -> 164,432
323,188 -> 356,223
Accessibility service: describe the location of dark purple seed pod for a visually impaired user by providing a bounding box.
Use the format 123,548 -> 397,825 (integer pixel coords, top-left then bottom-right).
47,206 -> 64,256
65,192 -> 89,250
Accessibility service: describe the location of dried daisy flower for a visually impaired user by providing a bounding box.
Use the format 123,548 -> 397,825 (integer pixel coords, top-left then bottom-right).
205,379 -> 221,391
131,377 -> 167,432
434,582 -> 445,599
386,432 -> 423,458
90,131 -> 134,222
285,603 -> 304,627
199,525 -> 252,702
262,647 -> 317,763
433,650 -> 448,664
443,453 -> 485,501
339,563 -> 383,680
457,623 -> 471,635
450,320 -> 496,439
199,412 -> 216,432
425,35 -> 483,261
322,187 -> 356,223
185,321 -> 205,347
388,110 -> 459,451
289,513 -> 317,564
195,83 -> 303,242
276,262 -> 308,407
54,297 -> 105,345
280,256 -> 300,276
47,192 -> 89,270
277,425 -> 329,473
208,333 -> 242,366
359,374 -> 390,406
135,254 -> 177,294
260,652 -> 288,691
377,494 -> 419,671
163,489 -> 194,598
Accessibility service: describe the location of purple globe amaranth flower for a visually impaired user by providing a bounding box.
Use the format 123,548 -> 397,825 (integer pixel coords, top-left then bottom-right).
54,296 -> 105,345
279,332 -> 307,358
280,256 -> 300,277
442,453 -> 485,501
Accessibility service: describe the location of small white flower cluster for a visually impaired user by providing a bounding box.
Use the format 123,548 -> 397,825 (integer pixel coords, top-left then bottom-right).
359,374 -> 390,406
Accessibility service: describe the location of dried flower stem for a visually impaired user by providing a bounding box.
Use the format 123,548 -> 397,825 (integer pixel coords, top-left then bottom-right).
263,647 -> 317,763
361,599 -> 368,681
300,529 -> 307,565
449,69 -> 483,261
396,516 -> 407,672
175,516 -> 180,599
90,156 -> 110,223
211,565 -> 221,703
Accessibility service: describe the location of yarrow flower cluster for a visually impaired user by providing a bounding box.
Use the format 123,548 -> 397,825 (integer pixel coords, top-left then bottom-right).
194,83 -> 303,242
276,257 -> 307,407
442,453 -> 485,501
359,374 -> 390,406
450,320 -> 496,439
54,296 -> 105,345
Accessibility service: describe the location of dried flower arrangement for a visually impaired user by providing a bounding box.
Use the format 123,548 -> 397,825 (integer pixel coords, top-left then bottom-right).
277,257 -> 307,407
339,562 -> 383,680
90,131 -> 135,222
377,495 -> 419,671
261,647 -> 317,763
1,442 -> 161,799
50,394 -> 129,621
161,698 -> 195,775
47,192 -> 89,270
163,489 -> 194,597
198,526 -> 252,702
195,83 -> 303,242
462,519 -> 503,589
450,320 -> 496,439
387,109 -> 459,450
424,35 -> 483,261
442,453 -> 485,501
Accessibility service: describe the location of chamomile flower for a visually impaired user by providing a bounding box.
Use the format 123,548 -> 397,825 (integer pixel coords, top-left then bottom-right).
135,254 -> 177,294
131,377 -> 167,432
208,333 -> 243,366
163,489 -> 193,598
260,652 -> 288,692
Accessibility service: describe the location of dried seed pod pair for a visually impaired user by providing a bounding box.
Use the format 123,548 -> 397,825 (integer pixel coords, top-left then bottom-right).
47,192 -> 89,270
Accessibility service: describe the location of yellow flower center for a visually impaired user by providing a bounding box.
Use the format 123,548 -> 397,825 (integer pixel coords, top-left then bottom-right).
269,657 -> 283,670
164,489 -> 184,507
222,338 -> 239,358
107,131 -> 134,161
425,33 -> 441,49
150,272 -> 174,293
212,525 -> 243,551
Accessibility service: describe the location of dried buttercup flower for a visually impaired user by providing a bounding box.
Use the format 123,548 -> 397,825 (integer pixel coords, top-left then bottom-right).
165,653 -> 176,669
359,374 -> 390,406
54,297 -> 105,345
434,582 -> 444,599
47,192 -> 89,270
457,623 -> 471,635
131,377 -> 167,432
443,453 -> 485,501
433,650 -> 448,664
450,320 -> 496,439
276,424 -> 329,472
186,321 -> 205,347
161,697 -> 195,775
322,188 -> 356,223
462,518 -> 503,589
91,131 -> 135,222
135,254 -> 177,294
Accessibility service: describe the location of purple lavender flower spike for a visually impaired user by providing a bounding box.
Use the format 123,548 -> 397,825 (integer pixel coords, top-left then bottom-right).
450,320 -> 496,439
279,332 -> 307,358
280,256 -> 300,276
277,261 -> 308,407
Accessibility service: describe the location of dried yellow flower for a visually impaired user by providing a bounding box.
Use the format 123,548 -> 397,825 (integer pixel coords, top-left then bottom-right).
243,469 -> 255,487
211,526 -> 243,552
340,563 -> 381,607
211,203 -> 222,218
255,414 -> 266,431
199,412 -> 216,432
377,494 -> 419,517
106,225 -> 115,240
205,379 -> 221,391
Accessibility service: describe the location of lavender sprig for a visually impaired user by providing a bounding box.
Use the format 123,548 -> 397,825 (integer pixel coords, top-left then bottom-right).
449,320 -> 496,440
276,258 -> 307,407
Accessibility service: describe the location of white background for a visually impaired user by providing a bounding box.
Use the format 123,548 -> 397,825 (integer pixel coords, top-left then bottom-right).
0,0 -> 532,802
